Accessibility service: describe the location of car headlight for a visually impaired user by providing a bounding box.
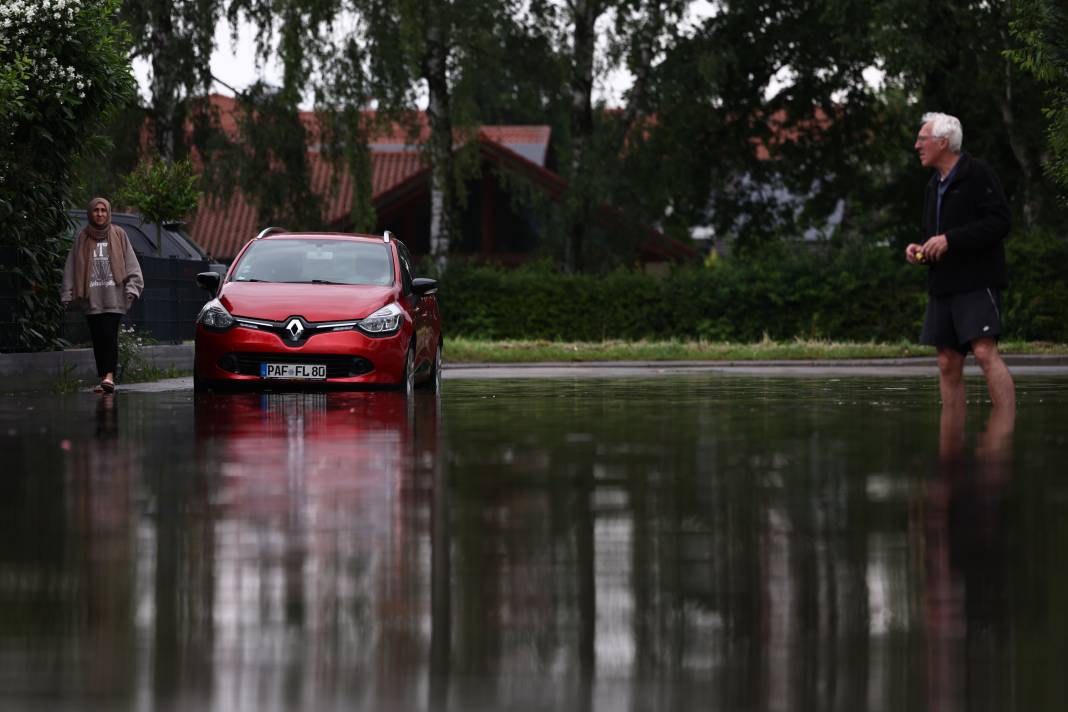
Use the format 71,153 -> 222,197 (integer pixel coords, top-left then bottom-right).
196,298 -> 235,330
357,302 -> 403,335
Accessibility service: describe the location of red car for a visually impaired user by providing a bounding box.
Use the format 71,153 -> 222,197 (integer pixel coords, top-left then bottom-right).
193,229 -> 442,394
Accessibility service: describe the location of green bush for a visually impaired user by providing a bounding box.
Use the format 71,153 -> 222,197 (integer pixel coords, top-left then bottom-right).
0,0 -> 135,352
440,232 -> 1066,343
1004,228 -> 1068,342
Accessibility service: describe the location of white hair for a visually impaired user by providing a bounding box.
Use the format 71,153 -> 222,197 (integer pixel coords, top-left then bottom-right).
921,112 -> 963,153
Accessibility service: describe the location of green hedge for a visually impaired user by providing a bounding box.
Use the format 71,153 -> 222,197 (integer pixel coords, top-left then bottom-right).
1002,228 -> 1068,342
439,231 -> 1068,343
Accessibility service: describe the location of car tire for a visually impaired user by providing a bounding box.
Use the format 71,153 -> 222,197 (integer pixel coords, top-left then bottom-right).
420,339 -> 442,391
400,344 -> 416,397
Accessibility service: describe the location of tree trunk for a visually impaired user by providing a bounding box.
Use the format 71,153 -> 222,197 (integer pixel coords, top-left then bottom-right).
999,44 -> 1040,227
425,6 -> 454,273
566,0 -> 599,273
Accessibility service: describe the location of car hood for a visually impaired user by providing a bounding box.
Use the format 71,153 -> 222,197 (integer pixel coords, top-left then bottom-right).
220,283 -> 396,321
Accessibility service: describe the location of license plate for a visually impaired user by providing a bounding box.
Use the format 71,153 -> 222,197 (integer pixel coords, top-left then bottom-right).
260,363 -> 327,380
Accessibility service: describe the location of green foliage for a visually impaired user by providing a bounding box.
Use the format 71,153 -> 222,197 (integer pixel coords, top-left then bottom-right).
441,232 -> 1068,343
120,0 -> 221,158
442,336 -> 1068,363
68,101 -> 147,206
50,363 -> 85,394
117,322 -> 179,382
442,243 -> 923,342
205,83 -> 325,231
1009,0 -> 1068,201
1003,229 -> 1068,342
116,156 -> 200,229
61,0 -> 1068,279
0,0 -> 136,352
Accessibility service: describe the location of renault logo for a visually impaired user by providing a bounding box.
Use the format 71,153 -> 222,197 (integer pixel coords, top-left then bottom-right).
285,318 -> 305,341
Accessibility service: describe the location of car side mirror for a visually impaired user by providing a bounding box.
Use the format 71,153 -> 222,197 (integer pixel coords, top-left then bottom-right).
412,277 -> 438,296
196,271 -> 221,295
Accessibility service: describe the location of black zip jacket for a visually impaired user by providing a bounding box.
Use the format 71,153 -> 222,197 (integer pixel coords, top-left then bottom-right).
921,152 -> 1011,296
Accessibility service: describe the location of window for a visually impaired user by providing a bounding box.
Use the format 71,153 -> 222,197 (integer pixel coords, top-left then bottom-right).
115,222 -> 155,254
395,241 -> 414,295
230,239 -> 395,285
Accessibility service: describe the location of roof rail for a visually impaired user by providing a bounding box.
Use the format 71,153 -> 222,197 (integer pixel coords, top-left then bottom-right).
254,226 -> 287,240
382,230 -> 392,243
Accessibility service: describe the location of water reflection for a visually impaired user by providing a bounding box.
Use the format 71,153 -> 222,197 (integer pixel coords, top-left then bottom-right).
3,377 -> 1068,711
188,391 -> 443,710
95,394 -> 118,439
925,402 -> 1015,712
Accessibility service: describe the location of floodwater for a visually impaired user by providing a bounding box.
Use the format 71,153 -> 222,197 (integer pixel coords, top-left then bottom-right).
2,375 -> 1068,712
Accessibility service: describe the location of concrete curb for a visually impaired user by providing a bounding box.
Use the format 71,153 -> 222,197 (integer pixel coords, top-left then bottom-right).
0,343 -> 193,391
448,354 -> 1068,368
3,344 -> 1067,391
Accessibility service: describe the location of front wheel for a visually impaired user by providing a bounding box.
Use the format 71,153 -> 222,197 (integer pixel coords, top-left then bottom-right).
400,345 -> 415,397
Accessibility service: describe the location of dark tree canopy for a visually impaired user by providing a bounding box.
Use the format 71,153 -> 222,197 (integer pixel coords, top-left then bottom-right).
83,0 -> 1068,270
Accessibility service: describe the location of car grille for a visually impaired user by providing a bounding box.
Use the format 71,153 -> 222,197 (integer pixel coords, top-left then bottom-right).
220,352 -> 374,378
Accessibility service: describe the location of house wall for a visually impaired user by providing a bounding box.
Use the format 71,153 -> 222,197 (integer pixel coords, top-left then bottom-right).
457,172 -> 541,264
376,192 -> 431,257
373,167 -> 543,265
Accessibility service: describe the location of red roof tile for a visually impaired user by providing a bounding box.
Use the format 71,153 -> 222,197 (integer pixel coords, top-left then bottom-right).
190,150 -> 429,260
187,95 -> 547,260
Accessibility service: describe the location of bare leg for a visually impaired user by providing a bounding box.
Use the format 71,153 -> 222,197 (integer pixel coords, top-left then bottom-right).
970,337 -> 1015,408
936,347 -> 966,408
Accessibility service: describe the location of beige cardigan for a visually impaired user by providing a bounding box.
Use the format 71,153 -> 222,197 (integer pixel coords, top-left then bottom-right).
61,232 -> 145,314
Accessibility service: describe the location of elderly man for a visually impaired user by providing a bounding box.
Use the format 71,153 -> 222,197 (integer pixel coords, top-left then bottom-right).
906,112 -> 1015,408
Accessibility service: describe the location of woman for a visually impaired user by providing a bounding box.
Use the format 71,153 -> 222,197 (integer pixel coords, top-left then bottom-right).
61,198 -> 144,393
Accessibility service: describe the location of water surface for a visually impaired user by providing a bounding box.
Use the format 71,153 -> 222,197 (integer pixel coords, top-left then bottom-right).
2,375 -> 1067,711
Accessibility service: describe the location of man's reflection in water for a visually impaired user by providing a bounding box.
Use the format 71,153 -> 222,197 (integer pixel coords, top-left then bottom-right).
925,401 -> 1015,712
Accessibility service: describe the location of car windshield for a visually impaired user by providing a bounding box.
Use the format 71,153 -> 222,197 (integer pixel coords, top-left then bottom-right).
230,239 -> 394,286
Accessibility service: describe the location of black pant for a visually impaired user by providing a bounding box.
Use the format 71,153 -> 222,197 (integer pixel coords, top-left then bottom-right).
86,313 -> 122,378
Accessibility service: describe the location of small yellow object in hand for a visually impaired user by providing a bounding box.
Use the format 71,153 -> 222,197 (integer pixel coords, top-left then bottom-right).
914,249 -> 925,262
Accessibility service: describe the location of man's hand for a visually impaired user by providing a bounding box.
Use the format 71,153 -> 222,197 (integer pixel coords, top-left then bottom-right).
126,293 -> 136,307
922,233 -> 949,261
906,243 -> 925,264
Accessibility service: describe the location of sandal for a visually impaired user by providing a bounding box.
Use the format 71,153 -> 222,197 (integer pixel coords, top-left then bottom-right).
101,378 -> 115,394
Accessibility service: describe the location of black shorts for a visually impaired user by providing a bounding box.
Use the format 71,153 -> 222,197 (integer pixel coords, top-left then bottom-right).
920,288 -> 1004,355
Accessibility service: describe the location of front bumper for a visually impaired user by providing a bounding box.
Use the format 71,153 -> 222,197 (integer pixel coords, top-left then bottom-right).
195,323 -> 410,386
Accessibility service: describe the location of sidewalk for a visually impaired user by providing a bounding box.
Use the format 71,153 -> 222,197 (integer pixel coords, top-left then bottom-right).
4,343 -> 1068,392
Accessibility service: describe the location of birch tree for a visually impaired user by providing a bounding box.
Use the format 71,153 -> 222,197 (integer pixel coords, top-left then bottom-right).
122,0 -> 223,159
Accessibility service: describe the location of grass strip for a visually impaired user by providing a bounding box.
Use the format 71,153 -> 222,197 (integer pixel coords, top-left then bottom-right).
444,337 -> 1068,363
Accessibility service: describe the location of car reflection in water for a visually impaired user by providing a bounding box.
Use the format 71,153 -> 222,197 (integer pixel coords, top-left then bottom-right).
923,400 -> 1015,710
190,390 -> 444,706
195,391 -> 429,515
